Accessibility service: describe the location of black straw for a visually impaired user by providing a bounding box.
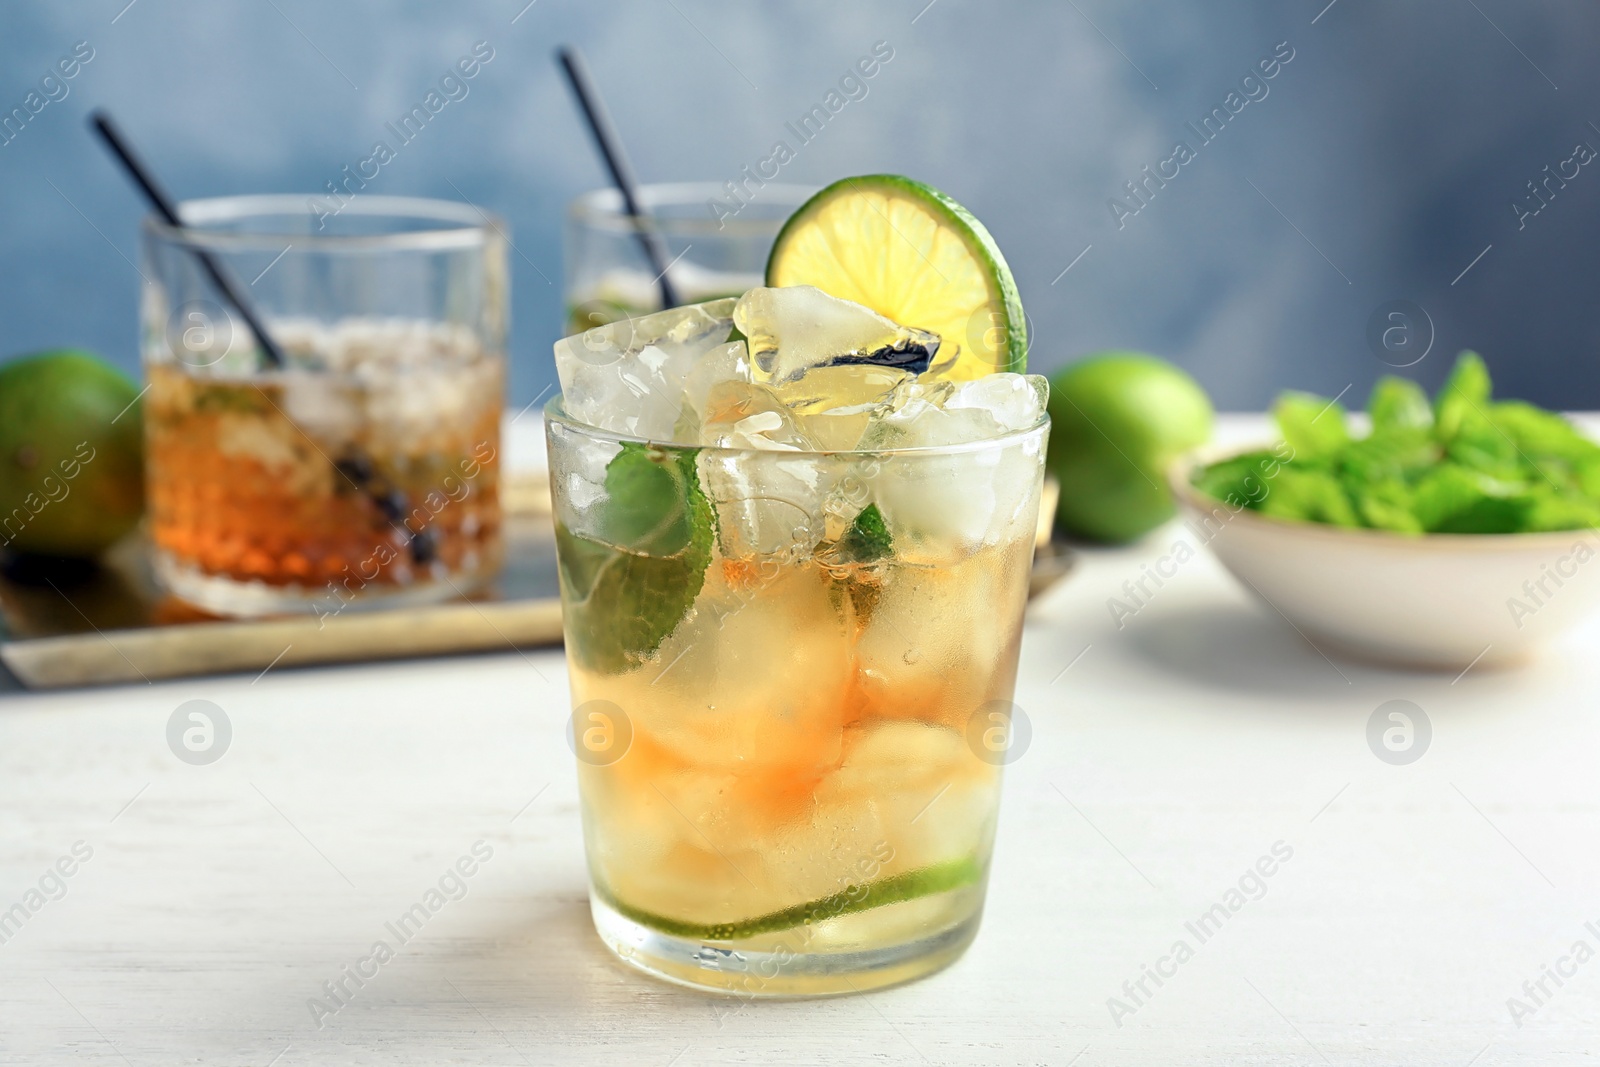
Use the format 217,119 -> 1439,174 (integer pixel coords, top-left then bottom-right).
556,46 -> 681,311
89,109 -> 286,369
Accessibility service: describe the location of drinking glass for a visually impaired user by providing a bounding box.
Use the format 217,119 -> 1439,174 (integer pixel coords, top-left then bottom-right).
140,195 -> 507,617
563,182 -> 815,336
545,349 -> 1047,995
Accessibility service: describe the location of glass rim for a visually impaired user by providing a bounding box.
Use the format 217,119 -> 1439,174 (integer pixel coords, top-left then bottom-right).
544,394 -> 1049,460
143,341 -> 507,376
567,181 -> 820,237
143,194 -> 504,253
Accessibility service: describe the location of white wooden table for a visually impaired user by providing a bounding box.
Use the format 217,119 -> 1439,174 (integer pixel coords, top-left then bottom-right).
3,416 -> 1598,1065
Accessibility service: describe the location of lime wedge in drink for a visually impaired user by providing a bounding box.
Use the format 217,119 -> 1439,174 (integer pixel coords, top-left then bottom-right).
766,175 -> 1026,379
596,854 -> 983,941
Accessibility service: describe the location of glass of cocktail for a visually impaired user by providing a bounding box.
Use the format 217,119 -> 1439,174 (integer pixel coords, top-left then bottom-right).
547,175 -> 1044,995
563,182 -> 815,336
140,196 -> 507,617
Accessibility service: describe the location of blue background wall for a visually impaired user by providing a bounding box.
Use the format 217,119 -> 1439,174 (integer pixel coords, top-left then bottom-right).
2,1 -> 1598,410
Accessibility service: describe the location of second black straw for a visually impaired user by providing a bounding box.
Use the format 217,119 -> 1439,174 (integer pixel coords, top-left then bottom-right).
556,46 -> 681,311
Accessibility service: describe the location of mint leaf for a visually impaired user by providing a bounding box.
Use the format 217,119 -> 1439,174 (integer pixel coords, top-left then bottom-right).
1257,468 -> 1360,527
1434,350 -> 1491,443
1338,427 -> 1437,485
1412,464 -> 1525,532
1368,376 -> 1432,433
839,503 -> 893,563
556,444 -> 713,674
1430,498 -> 1528,533
1444,417 -> 1520,480
1521,488 -> 1600,532
1273,391 -> 1349,460
1484,399 -> 1600,460
1354,479 -> 1423,534
597,442 -> 703,555
1189,449 -> 1281,509
820,503 -> 894,626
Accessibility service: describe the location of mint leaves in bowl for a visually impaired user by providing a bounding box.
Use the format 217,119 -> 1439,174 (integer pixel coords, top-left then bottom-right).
1173,354 -> 1600,670
1193,352 -> 1600,534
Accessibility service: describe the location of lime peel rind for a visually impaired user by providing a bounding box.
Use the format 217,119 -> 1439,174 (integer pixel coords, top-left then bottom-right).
593,855 -> 984,942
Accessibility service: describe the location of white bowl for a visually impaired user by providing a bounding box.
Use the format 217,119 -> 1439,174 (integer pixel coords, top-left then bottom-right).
1170,447 -> 1600,670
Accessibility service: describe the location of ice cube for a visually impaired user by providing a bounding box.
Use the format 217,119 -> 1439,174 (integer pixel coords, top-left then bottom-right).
773,364 -> 910,452
946,373 -> 1051,434
264,318 -> 504,459
861,373 -> 1048,450
673,340 -> 753,444
733,286 -> 940,385
697,381 -> 816,451
850,547 -> 1028,731
807,721 -> 998,877
544,416 -> 625,545
695,378 -> 856,557
859,373 -> 1049,547
625,560 -> 854,776
699,445 -> 827,559
554,298 -> 738,439
278,368 -> 362,451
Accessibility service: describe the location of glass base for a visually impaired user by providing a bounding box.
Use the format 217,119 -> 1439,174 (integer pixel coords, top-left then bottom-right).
589,892 -> 982,997
152,549 -> 494,619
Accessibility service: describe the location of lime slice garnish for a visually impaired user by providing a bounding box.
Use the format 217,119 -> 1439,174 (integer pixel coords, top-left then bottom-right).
556,443 -> 713,674
595,854 -> 983,941
766,174 -> 1026,379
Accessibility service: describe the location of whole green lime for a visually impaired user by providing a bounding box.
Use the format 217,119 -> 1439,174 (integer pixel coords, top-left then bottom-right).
1046,352 -> 1213,543
0,350 -> 145,558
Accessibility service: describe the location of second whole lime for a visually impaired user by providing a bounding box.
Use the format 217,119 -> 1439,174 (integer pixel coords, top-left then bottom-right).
1046,352 -> 1213,543
0,349 -> 145,558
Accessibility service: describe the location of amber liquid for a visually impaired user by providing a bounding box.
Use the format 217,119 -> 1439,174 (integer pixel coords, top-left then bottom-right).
567,538 -> 1033,975
145,351 -> 502,606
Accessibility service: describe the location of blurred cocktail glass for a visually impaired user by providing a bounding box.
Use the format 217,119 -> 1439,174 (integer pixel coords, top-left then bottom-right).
140,196 -> 507,617
546,297 -> 1048,995
563,182 -> 815,335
